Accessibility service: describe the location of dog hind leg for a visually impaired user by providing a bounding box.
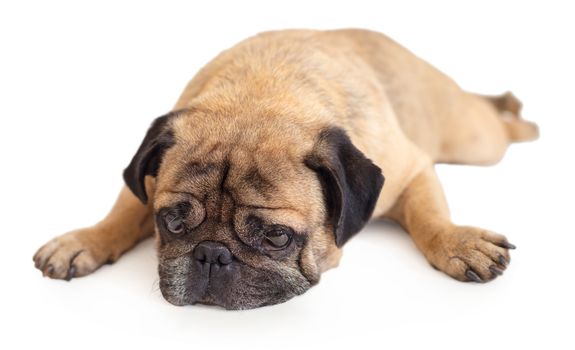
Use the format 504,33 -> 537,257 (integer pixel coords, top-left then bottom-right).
436,91 -> 538,165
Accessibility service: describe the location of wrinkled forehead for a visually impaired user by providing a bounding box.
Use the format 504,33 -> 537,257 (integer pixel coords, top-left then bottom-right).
159,139 -> 304,194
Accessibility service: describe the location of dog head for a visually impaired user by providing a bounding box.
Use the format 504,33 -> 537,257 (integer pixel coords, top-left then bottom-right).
123,108 -> 384,309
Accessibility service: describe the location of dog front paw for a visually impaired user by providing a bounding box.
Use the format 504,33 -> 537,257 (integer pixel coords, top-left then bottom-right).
33,228 -> 113,280
427,226 -> 515,283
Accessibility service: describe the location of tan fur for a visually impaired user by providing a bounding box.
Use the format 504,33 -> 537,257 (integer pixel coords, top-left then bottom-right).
34,29 -> 537,285
34,184 -> 154,279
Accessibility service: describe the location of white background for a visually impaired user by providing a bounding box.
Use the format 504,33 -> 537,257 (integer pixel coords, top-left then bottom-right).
1,1 -> 574,349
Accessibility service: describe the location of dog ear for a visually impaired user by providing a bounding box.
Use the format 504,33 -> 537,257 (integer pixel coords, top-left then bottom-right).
123,112 -> 177,204
305,127 -> 384,247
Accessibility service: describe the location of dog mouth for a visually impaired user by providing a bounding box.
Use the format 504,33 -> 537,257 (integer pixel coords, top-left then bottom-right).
158,241 -> 312,309
185,241 -> 241,305
188,260 -> 241,306
158,257 -> 241,308
158,263 -> 271,310
158,258 -> 310,310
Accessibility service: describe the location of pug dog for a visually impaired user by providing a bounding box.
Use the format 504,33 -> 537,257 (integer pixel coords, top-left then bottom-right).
33,29 -> 538,309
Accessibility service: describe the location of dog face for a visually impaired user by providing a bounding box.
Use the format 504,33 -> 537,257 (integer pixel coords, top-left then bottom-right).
123,109 -> 384,309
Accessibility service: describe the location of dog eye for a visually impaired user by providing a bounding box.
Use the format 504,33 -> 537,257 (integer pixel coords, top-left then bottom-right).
164,211 -> 184,234
263,228 -> 292,250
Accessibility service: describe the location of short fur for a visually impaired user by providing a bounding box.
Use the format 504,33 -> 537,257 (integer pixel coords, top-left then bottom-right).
34,29 -> 538,309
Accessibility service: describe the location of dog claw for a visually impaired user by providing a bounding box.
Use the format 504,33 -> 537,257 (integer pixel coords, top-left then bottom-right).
498,255 -> 508,266
65,266 -> 77,281
489,266 -> 504,276
45,264 -> 55,277
498,241 -> 516,249
465,270 -> 482,282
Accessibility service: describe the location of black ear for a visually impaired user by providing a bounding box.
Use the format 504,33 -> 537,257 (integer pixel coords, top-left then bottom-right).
123,112 -> 176,204
305,127 -> 384,247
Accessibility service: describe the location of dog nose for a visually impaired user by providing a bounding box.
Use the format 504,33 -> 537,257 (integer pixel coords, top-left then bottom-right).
193,241 -> 232,265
